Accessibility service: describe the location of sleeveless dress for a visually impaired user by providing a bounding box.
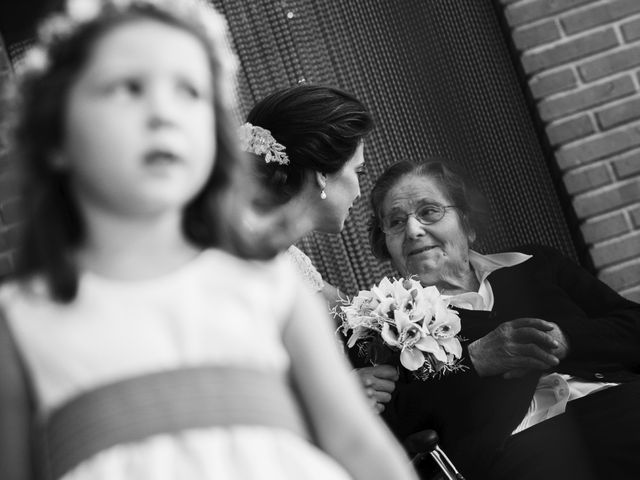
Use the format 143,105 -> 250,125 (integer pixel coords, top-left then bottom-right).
0,249 -> 352,480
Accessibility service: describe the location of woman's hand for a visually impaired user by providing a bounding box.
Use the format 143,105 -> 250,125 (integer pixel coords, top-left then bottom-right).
468,318 -> 568,379
546,321 -> 570,359
355,365 -> 399,413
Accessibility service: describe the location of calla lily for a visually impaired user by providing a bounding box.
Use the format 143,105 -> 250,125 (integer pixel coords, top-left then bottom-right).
414,335 -> 448,363
380,321 -> 401,347
397,335 -> 449,371
381,310 -> 447,370
437,336 -> 463,358
428,304 -> 461,339
380,310 -> 417,344
375,297 -> 397,318
372,277 -> 396,302
400,347 -> 426,370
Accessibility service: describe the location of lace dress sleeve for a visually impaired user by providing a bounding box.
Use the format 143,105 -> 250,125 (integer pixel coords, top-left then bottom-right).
286,245 -> 324,293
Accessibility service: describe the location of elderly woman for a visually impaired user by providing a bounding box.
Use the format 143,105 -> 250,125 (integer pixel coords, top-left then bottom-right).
356,159 -> 640,480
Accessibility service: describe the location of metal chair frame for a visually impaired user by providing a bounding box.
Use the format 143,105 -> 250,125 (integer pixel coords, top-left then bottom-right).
406,429 -> 466,480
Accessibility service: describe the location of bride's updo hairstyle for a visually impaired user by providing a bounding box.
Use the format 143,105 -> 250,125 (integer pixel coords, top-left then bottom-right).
245,84 -> 373,207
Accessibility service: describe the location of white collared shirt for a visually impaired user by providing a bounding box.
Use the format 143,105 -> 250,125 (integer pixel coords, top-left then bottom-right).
445,250 -> 618,435
444,250 -> 531,311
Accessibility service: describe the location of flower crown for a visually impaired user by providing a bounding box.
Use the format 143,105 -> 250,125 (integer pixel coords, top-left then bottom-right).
238,122 -> 289,166
16,0 -> 238,108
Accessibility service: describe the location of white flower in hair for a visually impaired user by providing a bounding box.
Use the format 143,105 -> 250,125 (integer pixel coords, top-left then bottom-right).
238,122 -> 289,166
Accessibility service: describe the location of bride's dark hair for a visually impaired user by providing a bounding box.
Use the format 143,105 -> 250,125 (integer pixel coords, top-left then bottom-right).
246,84 -> 373,207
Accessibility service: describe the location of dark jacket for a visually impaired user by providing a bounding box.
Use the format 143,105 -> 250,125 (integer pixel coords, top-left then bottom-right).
368,245 -> 640,478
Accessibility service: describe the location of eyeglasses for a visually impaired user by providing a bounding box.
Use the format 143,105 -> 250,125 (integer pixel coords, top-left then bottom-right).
381,203 -> 458,235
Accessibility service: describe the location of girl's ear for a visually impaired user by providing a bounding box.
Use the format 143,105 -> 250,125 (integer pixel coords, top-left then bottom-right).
315,171 -> 327,190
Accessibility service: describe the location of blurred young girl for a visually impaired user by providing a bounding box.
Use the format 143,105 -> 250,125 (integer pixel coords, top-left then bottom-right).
243,85 -> 372,308
0,1 -> 417,479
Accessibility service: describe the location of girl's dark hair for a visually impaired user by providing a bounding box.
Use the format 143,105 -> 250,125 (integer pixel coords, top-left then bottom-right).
9,0 -> 244,302
369,159 -> 490,259
246,84 -> 373,206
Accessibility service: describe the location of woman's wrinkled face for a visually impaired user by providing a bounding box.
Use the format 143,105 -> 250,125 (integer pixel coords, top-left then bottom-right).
316,142 -> 366,233
382,174 -> 473,288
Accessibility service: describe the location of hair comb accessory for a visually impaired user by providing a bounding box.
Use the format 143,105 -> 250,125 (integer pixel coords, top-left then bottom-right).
238,123 -> 289,166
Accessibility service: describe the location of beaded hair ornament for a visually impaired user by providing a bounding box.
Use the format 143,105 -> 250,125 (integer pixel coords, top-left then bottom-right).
238,122 -> 289,165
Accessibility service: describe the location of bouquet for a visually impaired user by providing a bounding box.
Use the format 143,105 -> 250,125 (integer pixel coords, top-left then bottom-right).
335,277 -> 465,380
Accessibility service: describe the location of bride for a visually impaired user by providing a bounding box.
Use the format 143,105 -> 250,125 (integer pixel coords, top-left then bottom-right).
241,84 -> 372,308
240,84 -> 397,414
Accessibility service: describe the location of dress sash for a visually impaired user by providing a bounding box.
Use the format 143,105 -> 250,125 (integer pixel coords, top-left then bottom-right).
40,366 -> 311,479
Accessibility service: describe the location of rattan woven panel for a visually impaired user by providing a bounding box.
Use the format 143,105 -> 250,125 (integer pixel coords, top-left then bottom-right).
1,0 -> 579,295
215,0 -> 579,294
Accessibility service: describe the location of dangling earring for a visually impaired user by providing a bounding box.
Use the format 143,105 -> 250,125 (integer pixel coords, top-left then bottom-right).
316,171 -> 327,200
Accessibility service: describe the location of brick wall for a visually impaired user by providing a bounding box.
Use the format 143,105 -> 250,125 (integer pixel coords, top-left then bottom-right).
0,33 -> 17,278
502,0 -> 640,302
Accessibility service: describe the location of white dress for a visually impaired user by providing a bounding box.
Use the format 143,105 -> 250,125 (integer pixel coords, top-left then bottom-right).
286,245 -> 324,292
0,249 -> 352,480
